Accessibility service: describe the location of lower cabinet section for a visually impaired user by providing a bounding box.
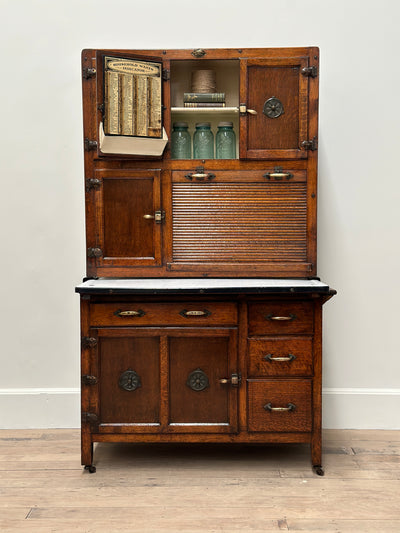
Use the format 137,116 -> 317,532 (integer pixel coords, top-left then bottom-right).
78,286 -> 334,474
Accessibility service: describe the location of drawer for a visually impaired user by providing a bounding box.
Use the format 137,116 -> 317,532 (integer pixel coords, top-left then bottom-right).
248,337 -> 313,377
247,380 -> 312,432
90,302 -> 237,326
248,301 -> 314,335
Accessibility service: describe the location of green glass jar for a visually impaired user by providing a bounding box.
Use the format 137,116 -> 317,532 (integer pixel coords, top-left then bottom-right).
216,121 -> 236,159
193,122 -> 214,159
171,122 -> 191,159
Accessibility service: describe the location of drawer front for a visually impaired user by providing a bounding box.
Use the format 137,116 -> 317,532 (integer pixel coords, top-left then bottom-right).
248,337 -> 313,377
90,302 -> 237,326
247,380 -> 312,432
248,301 -> 314,335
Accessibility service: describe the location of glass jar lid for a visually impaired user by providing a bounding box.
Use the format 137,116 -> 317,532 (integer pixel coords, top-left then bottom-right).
195,122 -> 211,128
173,122 -> 188,128
217,121 -> 233,128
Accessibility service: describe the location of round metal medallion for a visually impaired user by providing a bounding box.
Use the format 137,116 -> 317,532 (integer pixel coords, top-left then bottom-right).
118,370 -> 141,392
263,97 -> 284,118
186,368 -> 209,392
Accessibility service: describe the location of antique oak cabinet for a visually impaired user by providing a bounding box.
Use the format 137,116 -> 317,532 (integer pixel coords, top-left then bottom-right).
76,47 -> 335,474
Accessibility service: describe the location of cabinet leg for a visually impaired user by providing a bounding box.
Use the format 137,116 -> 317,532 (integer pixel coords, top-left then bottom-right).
81,432 -> 94,469
311,434 -> 323,475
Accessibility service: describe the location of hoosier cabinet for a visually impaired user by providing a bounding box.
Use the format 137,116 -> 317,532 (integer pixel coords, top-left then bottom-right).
76,47 -> 335,474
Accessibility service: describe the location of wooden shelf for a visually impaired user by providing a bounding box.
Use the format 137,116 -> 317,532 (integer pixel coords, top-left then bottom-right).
171,107 -> 239,114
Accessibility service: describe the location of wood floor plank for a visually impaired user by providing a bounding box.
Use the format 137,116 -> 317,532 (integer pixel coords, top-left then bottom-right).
0,429 -> 399,532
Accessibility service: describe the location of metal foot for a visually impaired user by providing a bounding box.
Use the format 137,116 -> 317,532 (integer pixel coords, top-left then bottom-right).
84,465 -> 96,474
312,465 -> 324,476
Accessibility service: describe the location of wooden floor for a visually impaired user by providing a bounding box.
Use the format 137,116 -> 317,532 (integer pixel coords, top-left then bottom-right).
0,430 -> 399,532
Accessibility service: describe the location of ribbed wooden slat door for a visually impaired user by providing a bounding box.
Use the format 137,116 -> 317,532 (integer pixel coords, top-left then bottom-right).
171,171 -> 310,272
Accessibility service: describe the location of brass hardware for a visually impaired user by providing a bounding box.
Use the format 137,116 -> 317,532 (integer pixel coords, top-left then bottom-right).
301,66 -> 318,78
184,167 -> 216,181
265,313 -> 297,321
119,370 -> 141,392
192,48 -> 206,58
143,210 -> 165,223
84,138 -> 98,151
263,97 -> 284,118
301,137 -> 318,151
219,373 -> 241,387
81,375 -> 98,385
82,67 -> 96,79
264,166 -> 293,181
162,68 -> 170,81
81,337 -> 98,349
263,354 -> 296,362
85,178 -> 101,191
239,104 -> 257,115
87,247 -> 102,258
114,309 -> 145,317
187,369 -> 209,391
264,403 -> 296,412
179,309 -> 211,318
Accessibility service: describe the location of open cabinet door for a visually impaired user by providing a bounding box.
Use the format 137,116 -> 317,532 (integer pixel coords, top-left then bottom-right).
239,56 -> 313,159
95,50 -> 168,156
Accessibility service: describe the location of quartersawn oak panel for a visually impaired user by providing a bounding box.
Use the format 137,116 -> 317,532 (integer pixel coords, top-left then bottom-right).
247,379 -> 312,432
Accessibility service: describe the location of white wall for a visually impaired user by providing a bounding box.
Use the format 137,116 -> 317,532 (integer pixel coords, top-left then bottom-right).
1,0 -> 399,429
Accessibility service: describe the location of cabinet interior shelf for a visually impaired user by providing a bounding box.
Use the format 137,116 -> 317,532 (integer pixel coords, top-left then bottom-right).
171,107 -> 239,114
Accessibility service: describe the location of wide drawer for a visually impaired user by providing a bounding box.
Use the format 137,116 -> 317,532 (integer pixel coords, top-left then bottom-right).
248,337 -> 313,377
247,379 -> 312,432
248,301 -> 314,335
90,302 -> 237,326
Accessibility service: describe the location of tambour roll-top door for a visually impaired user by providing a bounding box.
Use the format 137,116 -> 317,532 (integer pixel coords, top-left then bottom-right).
170,170 -> 312,273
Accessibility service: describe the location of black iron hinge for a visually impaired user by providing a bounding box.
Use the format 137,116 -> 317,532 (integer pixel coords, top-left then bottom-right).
81,375 -> 98,386
85,178 -> 101,192
82,412 -> 99,427
301,66 -> 318,78
84,138 -> 98,152
81,337 -> 98,349
162,69 -> 170,81
87,247 -> 102,258
82,67 -> 96,79
301,136 -> 318,151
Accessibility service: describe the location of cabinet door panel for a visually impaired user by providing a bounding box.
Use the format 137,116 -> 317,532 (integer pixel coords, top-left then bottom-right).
92,170 -> 162,267
98,335 -> 160,426
168,330 -> 238,432
240,57 -> 309,159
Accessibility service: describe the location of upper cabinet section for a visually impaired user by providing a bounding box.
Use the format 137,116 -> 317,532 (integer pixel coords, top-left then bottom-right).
82,47 -> 319,162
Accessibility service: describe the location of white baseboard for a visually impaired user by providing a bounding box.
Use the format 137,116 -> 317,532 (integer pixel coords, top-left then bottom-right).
0,387 -> 399,430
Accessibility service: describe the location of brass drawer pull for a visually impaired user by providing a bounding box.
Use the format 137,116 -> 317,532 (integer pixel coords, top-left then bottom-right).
179,309 -> 211,318
184,172 -> 216,181
263,353 -> 296,362
265,313 -> 296,321
264,403 -> 296,412
114,309 -> 146,317
263,167 -> 294,180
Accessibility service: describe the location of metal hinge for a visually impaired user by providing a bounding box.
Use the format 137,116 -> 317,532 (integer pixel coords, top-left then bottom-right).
82,412 -> 99,427
162,69 -> 170,81
301,136 -> 318,151
81,375 -> 98,386
82,67 -> 96,79
85,178 -> 101,191
81,337 -> 98,349
84,138 -> 98,152
301,66 -> 318,78
87,247 -> 102,258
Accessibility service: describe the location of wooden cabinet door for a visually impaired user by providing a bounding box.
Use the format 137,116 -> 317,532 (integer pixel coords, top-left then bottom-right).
94,329 -> 161,432
90,170 -> 162,268
239,56 -> 312,159
168,329 -> 238,433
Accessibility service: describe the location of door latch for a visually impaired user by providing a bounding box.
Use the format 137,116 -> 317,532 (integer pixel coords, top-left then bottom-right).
219,373 -> 242,387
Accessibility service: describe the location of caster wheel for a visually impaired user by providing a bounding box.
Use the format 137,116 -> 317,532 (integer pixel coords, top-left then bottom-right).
84,465 -> 96,474
312,465 -> 324,476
